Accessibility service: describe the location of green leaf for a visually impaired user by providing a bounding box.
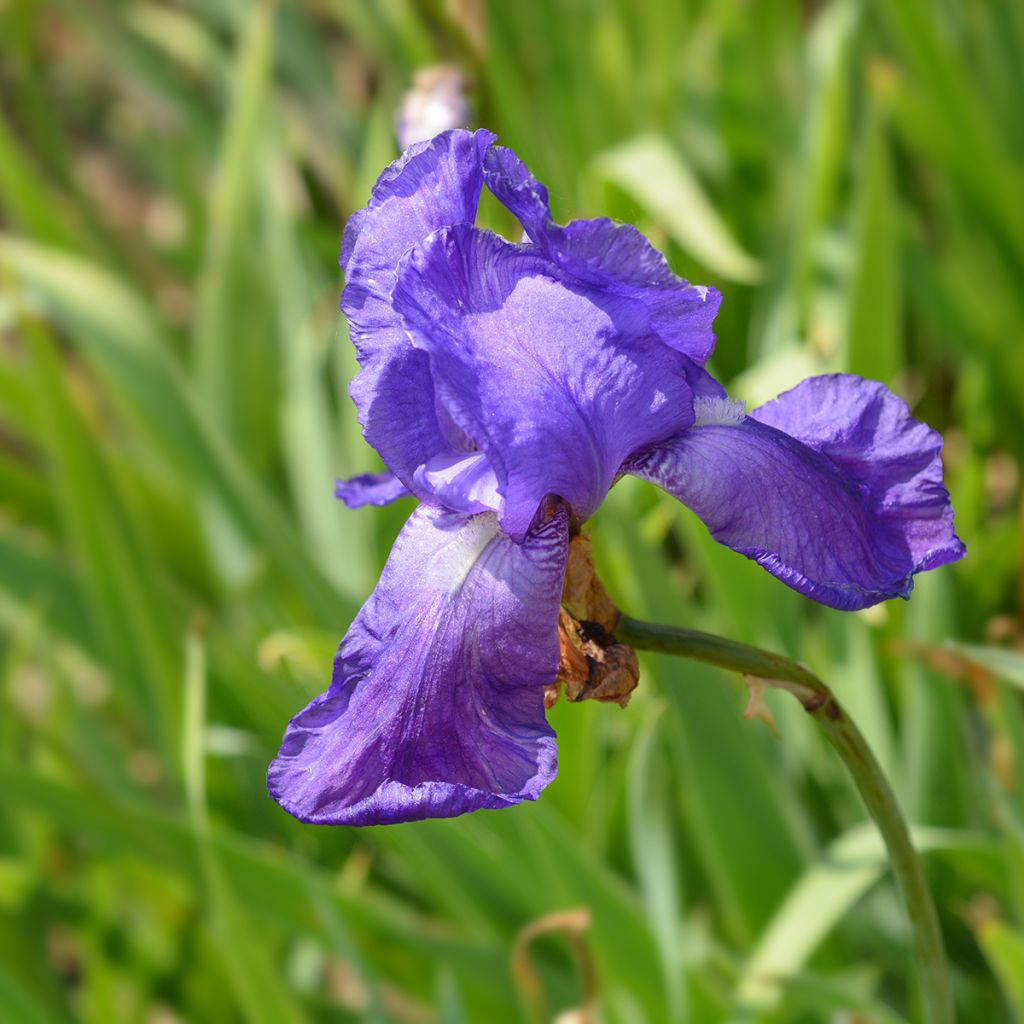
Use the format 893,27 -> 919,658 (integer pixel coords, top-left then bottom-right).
756,0 -> 857,356
591,135 -> 762,283
0,109 -> 77,249
261,173 -> 377,600
0,961 -> 64,1024
0,525 -> 94,654
627,704 -> 686,1023
183,628 -> 307,1024
900,575 -> 972,825
738,824 -> 981,1010
193,0 -> 275,424
0,235 -> 346,620
972,914 -> 1024,1022
845,99 -> 902,383
23,312 -> 182,770
0,762 -> 491,972
596,485 -> 811,946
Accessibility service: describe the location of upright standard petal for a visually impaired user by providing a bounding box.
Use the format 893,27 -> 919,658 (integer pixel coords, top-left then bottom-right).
340,132 -> 720,507
481,143 -> 551,241
393,225 -> 696,538
267,504 -> 568,826
342,129 -> 495,490
342,128 -> 494,348
483,144 -> 721,364
625,376 -> 965,610
547,219 -> 721,364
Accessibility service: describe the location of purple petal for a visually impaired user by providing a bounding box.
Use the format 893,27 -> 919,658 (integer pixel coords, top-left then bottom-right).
393,224 -> 695,538
267,504 -> 568,826
751,375 -> 966,574
339,208 -> 367,272
483,146 -> 720,363
546,219 -> 721,364
685,361 -> 729,399
342,129 -> 495,347
482,144 -> 552,241
347,345 -> 470,491
334,471 -> 412,509
339,132 -> 720,510
625,376 -> 965,610
411,451 -> 501,515
342,129 -> 495,490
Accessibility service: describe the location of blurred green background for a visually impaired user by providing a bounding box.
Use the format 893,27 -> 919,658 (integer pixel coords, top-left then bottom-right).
2,0 -> 1023,1021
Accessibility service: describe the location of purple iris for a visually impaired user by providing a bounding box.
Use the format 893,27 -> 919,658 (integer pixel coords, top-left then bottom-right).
267,129 -> 965,827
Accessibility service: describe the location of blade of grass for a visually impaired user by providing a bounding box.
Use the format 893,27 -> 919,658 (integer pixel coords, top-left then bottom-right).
0,235 -> 347,620
193,0 -> 275,429
755,0 -> 856,357
262,170 -> 375,600
22,306 -> 182,774
845,96 -> 902,383
970,912 -> 1024,1023
0,526 -> 95,656
0,110 -> 78,249
950,644 -> 1024,691
0,961 -> 63,1024
739,823 -> 982,1011
0,761 -> 496,971
183,624 -> 306,1024
627,704 -> 686,1023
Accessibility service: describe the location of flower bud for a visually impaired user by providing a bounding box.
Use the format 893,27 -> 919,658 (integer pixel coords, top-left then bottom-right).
395,65 -> 471,150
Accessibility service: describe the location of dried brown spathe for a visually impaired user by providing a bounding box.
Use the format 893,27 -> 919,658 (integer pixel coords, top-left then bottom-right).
545,532 -> 640,710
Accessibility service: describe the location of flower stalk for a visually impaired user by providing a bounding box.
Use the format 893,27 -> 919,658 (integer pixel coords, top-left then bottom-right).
616,614 -> 955,1024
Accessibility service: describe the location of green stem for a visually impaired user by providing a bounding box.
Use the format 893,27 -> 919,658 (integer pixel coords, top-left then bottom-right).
616,614 -> 954,1024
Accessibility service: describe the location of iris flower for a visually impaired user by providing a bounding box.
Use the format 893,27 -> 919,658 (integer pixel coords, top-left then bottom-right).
268,129 -> 964,826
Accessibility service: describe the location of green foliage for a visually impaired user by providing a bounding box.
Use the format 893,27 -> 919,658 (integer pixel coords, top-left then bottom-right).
0,0 -> 1021,1020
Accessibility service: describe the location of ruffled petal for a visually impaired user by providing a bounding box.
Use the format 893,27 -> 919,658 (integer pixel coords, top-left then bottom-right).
393,224 -> 695,538
334,471 -> 412,509
347,344 -> 469,491
340,133 -> 720,505
342,129 -> 495,491
624,376 -> 965,610
342,128 -> 495,352
751,375 -> 966,574
267,504 -> 568,826
482,143 -> 552,241
546,219 -> 721,364
483,146 -> 720,363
